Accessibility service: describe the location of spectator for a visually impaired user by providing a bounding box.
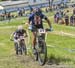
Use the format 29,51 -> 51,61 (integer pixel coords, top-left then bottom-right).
59,11 -> 62,20
45,7 -> 48,12
7,12 -> 11,22
70,15 -> 73,26
22,8 -> 25,16
20,10 -> 23,16
73,8 -> 75,14
4,10 -> 7,20
61,11 -> 64,17
64,14 -> 69,26
54,13 -> 57,23
56,12 -> 60,23
73,15 -> 75,26
17,9 -> 23,17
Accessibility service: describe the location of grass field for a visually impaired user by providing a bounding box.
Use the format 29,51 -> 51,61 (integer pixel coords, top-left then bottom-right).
0,10 -> 75,68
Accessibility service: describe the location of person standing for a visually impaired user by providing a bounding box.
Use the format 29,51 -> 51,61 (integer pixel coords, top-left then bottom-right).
64,14 -> 69,26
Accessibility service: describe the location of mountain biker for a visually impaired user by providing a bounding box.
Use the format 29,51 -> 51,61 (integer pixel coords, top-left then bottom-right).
10,25 -> 28,51
27,8 -> 53,54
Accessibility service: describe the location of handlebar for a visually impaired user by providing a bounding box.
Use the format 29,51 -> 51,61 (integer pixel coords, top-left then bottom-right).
10,39 -> 14,41
45,28 -> 53,32
45,28 -> 51,32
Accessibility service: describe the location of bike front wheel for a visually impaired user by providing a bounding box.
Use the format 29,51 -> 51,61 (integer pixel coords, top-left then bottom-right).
15,43 -> 19,55
38,41 -> 47,66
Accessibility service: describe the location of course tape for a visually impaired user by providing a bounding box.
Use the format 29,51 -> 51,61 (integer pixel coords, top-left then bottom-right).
47,45 -> 75,53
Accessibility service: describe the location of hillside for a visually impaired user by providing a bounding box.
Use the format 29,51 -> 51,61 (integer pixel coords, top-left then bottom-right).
0,8 -> 75,68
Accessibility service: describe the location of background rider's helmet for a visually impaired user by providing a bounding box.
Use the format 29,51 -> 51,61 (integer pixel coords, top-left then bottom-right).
18,25 -> 23,30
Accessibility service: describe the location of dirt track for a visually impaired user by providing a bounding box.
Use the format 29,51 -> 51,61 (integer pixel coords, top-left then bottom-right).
13,55 -> 74,68
0,54 -> 75,68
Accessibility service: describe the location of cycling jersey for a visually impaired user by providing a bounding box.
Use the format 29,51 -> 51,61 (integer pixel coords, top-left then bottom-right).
29,13 -> 47,28
13,29 -> 26,39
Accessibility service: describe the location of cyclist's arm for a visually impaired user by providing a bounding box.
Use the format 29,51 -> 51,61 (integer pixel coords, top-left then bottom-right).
42,14 -> 52,28
25,31 -> 28,37
28,15 -> 32,24
10,32 -> 14,40
28,19 -> 30,25
25,14 -> 31,25
24,30 -> 28,37
45,17 -> 52,28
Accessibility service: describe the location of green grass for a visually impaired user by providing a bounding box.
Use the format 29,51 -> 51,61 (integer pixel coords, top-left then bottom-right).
0,10 -> 75,67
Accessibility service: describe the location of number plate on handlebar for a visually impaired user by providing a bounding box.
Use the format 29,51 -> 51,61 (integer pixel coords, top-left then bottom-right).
38,29 -> 46,34
19,36 -> 24,39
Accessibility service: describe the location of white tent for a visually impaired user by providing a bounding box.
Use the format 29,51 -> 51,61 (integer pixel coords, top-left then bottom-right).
0,6 -> 4,10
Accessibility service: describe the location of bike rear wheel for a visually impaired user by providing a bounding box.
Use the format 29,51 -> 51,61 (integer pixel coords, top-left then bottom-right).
20,42 -> 27,55
38,41 -> 47,65
23,44 -> 27,55
19,46 -> 23,55
15,43 -> 19,55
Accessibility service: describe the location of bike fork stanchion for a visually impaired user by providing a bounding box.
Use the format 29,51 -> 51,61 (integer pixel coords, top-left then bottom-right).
45,32 -> 48,42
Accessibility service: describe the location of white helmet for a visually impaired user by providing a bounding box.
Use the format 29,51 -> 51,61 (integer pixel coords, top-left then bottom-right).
18,25 -> 23,30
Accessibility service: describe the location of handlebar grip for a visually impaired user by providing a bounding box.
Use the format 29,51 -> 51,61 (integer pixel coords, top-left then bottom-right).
46,28 -> 50,31
46,28 -> 53,32
10,39 -> 14,41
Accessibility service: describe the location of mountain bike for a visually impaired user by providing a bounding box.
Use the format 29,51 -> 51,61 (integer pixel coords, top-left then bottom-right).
11,36 -> 27,55
33,28 -> 49,65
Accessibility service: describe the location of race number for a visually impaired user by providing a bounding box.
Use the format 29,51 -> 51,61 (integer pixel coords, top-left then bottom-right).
20,36 -> 24,39
38,29 -> 46,34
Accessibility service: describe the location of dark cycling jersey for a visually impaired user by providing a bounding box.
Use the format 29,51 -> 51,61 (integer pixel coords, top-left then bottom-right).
29,13 -> 47,28
13,29 -> 26,39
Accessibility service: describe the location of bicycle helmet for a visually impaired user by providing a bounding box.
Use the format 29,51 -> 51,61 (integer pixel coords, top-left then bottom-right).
18,25 -> 23,30
33,7 -> 42,16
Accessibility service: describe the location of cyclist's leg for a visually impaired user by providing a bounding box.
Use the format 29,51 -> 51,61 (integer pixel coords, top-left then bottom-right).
21,40 -> 27,54
30,25 -> 37,54
32,31 -> 37,49
14,39 -> 18,49
22,40 -> 27,51
31,31 -> 37,55
31,25 -> 37,49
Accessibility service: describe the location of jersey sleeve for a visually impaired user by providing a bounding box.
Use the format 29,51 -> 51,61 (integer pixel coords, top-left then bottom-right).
29,14 -> 33,22
41,14 -> 47,20
29,16 -> 32,22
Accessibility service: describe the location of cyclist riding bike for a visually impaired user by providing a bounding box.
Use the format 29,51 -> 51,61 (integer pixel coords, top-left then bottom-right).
10,25 -> 28,51
27,8 -> 53,54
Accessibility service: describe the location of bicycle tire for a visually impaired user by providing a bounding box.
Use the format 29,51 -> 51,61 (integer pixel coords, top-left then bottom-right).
38,41 -> 47,65
23,44 -> 27,55
15,43 -> 19,55
19,46 -> 23,55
